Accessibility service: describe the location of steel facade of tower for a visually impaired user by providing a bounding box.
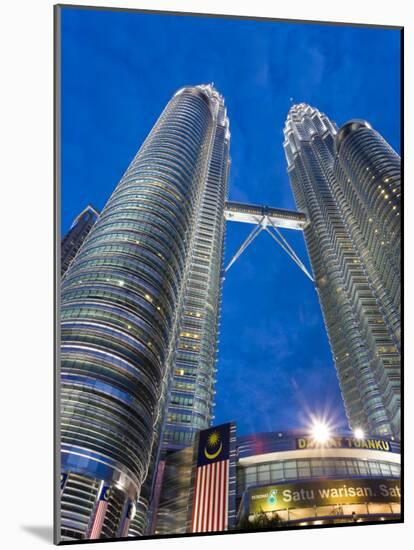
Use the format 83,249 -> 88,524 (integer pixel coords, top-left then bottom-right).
59,85 -> 230,541
283,104 -> 401,440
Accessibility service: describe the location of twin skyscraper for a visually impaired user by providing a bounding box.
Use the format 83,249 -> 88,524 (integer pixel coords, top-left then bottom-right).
285,106 -> 400,439
59,84 -> 400,541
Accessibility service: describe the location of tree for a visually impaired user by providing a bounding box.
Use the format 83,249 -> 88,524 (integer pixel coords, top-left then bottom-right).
234,509 -> 287,531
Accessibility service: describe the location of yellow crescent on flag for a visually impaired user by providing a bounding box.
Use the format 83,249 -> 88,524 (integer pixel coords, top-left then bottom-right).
204,441 -> 223,460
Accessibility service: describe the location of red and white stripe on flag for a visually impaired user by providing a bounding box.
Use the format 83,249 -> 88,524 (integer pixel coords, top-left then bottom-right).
120,518 -> 131,538
89,486 -> 110,539
191,459 -> 229,533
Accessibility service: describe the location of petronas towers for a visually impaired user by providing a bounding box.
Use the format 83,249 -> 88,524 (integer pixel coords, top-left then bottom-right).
59,87 -> 400,542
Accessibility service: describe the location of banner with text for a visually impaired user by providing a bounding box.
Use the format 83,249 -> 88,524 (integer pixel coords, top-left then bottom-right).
249,478 -> 401,514
296,436 -> 392,452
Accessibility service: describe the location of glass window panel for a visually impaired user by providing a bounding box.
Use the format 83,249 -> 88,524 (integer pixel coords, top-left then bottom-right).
346,460 -> 359,475
390,464 -> 400,476
311,465 -> 324,476
284,462 -> 298,479
358,460 -> 369,475
322,464 -> 335,476
379,462 -> 391,476
333,460 -> 347,475
258,471 -> 270,482
298,465 -> 311,478
245,472 -> 257,484
270,468 -> 283,481
369,461 -> 381,475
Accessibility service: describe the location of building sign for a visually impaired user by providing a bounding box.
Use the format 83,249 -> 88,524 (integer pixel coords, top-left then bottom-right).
296,436 -> 391,452
249,478 -> 401,514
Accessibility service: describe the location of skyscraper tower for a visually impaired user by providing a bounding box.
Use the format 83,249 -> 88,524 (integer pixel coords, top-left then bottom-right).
131,88 -> 230,538
334,121 -> 401,342
59,84 -> 230,541
61,204 -> 99,276
161,89 -> 230,451
129,88 -> 230,536
283,104 -> 400,440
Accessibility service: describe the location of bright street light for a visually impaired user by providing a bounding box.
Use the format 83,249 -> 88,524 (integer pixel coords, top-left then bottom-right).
311,421 -> 331,443
354,428 -> 364,439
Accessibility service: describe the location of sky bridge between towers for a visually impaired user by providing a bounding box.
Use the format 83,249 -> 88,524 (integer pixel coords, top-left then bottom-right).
223,200 -> 314,282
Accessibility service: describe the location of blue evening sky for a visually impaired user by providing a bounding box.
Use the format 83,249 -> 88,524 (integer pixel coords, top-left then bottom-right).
60,7 -> 401,437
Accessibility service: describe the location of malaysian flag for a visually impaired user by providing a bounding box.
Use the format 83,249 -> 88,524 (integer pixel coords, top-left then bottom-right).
191,423 -> 230,533
89,484 -> 111,539
119,501 -> 135,538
